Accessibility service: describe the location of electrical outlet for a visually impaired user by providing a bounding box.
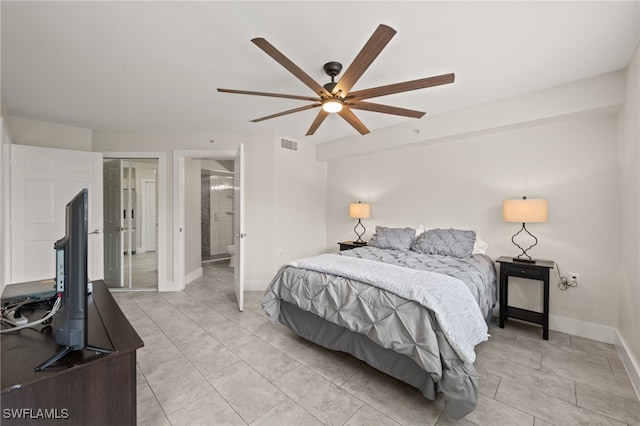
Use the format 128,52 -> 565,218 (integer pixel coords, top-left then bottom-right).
569,272 -> 580,286
278,249 -> 284,258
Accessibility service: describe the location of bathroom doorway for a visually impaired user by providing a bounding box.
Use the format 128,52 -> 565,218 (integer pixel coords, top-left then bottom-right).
201,160 -> 235,265
174,147 -> 245,310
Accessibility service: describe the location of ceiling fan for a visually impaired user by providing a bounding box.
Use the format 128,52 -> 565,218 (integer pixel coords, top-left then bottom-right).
217,24 -> 455,136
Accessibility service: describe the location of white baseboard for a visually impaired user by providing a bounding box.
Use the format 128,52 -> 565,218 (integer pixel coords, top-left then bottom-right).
184,267 -> 203,285
491,303 -> 618,344
244,279 -> 269,292
615,331 -> 640,400
549,314 -> 617,344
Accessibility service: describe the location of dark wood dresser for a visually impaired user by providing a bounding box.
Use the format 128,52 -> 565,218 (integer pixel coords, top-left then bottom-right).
1,280 -> 143,425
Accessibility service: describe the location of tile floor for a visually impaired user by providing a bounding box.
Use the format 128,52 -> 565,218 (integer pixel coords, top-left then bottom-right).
115,251 -> 158,290
111,263 -> 640,426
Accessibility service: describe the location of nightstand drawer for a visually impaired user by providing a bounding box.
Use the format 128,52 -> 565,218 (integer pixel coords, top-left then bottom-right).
504,264 -> 543,279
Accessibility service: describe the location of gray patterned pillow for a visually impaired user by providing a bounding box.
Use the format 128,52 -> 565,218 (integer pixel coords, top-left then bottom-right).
411,228 -> 476,258
368,226 -> 416,251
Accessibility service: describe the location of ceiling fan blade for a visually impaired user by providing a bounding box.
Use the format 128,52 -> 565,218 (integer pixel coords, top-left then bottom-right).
306,110 -> 330,136
348,73 -> 455,101
250,103 -> 321,123
338,108 -> 370,135
218,88 -> 320,102
332,24 -> 396,96
251,38 -> 331,98
349,101 -> 425,118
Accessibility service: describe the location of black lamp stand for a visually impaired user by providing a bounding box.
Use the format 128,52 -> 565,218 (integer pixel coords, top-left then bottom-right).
353,219 -> 367,244
511,222 -> 538,263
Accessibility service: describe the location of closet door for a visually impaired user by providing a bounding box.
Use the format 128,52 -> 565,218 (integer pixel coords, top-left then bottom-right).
10,145 -> 103,283
104,158 -> 158,290
103,160 -> 123,287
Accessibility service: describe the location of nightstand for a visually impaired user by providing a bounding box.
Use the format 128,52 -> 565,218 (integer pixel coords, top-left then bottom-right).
338,241 -> 366,251
496,256 -> 554,340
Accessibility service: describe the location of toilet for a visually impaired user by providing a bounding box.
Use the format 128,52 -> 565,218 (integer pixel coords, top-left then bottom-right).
226,244 -> 235,267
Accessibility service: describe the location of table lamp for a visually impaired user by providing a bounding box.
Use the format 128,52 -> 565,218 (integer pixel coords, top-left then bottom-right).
349,201 -> 370,244
503,196 -> 548,263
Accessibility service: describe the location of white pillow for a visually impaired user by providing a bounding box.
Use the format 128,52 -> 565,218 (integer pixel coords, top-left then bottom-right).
472,235 -> 488,255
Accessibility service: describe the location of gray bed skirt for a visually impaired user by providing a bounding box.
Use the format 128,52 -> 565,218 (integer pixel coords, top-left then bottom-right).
278,301 -> 478,420
279,300 -> 437,398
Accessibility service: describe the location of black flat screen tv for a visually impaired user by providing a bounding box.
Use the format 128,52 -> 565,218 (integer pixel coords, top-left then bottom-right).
36,188 -> 111,371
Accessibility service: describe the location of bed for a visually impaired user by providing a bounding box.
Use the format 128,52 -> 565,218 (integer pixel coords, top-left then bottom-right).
262,227 -> 497,420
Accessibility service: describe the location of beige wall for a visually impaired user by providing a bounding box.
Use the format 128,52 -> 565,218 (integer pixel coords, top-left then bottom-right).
92,130 -> 269,290
3,124 -> 327,291
274,136 -> 327,263
327,113 -> 620,330
10,116 -> 92,151
3,62 -> 636,364
91,130 -> 327,291
318,71 -> 624,162
323,71 -> 627,343
617,43 -> 640,384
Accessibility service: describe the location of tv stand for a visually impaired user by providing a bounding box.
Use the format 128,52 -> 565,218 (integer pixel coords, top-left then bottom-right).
35,344 -> 113,371
1,280 -> 143,425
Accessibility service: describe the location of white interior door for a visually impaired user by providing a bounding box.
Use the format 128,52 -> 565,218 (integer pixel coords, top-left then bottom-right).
103,159 -> 123,287
10,145 -> 103,284
233,144 -> 245,311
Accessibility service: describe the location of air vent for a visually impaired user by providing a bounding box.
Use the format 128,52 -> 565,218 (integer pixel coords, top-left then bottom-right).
280,138 -> 298,151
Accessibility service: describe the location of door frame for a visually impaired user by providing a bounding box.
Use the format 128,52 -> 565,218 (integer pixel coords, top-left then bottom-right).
1,119 -> 11,289
173,149 -> 235,290
101,152 -> 167,291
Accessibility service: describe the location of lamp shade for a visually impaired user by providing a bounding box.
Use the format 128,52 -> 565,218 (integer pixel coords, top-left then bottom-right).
503,198 -> 548,223
349,202 -> 370,219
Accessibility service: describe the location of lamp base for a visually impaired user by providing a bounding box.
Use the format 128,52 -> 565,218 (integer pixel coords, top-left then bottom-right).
510,223 -> 539,265
354,219 -> 366,245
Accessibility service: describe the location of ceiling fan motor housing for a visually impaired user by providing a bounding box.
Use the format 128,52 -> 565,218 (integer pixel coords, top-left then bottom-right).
323,81 -> 337,93
323,62 -> 343,94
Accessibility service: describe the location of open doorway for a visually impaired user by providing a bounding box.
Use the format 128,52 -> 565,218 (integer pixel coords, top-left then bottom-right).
174,147 -> 245,311
201,160 -> 235,266
103,158 -> 159,291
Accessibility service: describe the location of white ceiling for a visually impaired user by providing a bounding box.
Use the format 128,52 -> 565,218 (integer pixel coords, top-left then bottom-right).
2,1 -> 639,143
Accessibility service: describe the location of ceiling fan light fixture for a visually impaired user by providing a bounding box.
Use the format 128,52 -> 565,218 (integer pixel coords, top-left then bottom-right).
322,98 -> 343,113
